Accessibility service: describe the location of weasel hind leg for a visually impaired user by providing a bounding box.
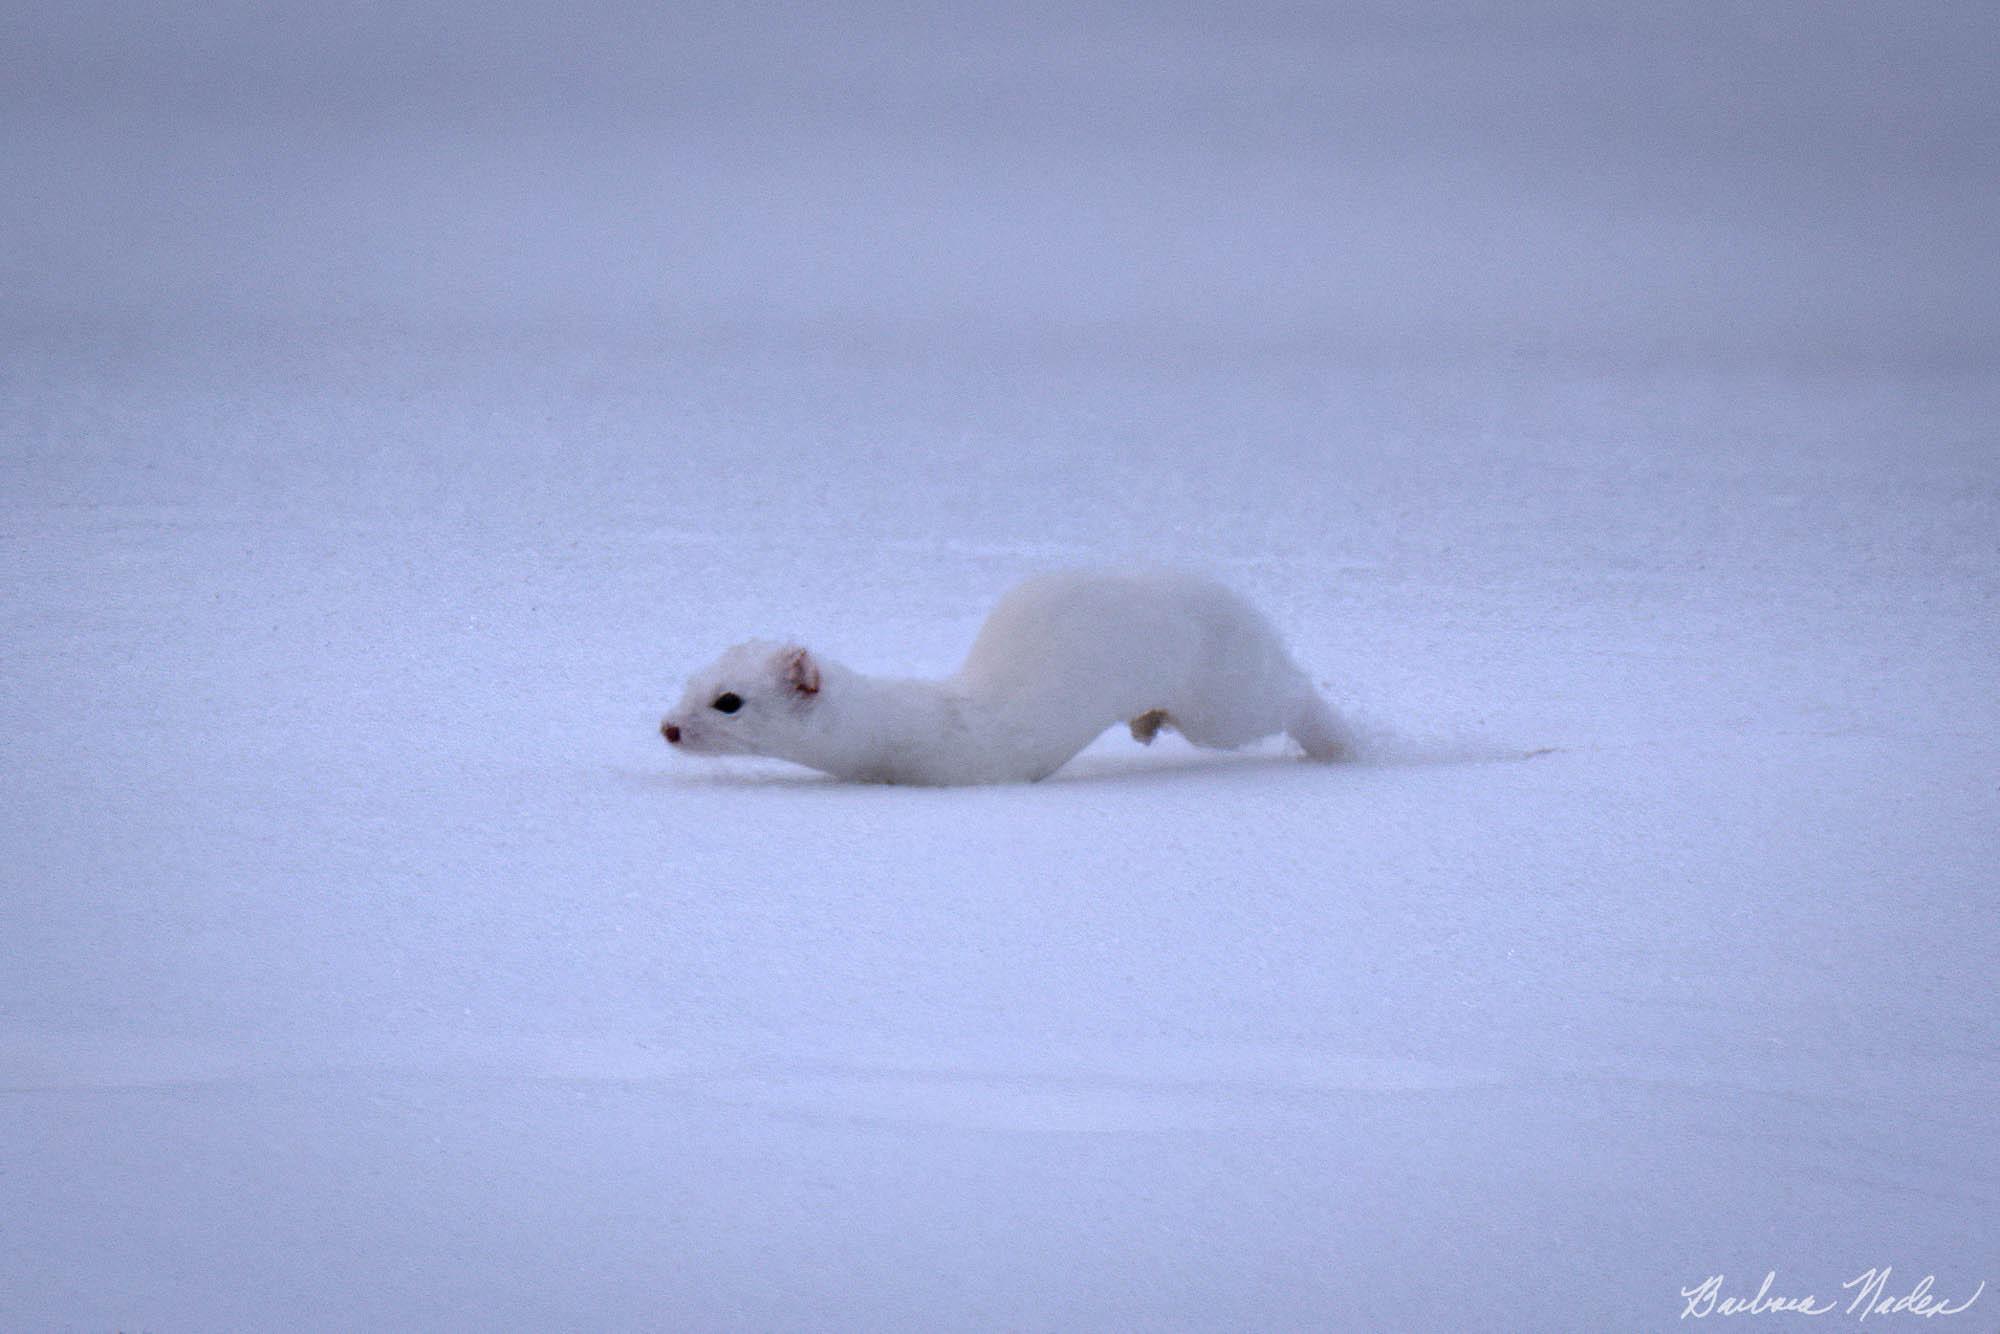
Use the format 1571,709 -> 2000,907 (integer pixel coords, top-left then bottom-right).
1129,709 -> 1172,745
1287,691 -> 1354,762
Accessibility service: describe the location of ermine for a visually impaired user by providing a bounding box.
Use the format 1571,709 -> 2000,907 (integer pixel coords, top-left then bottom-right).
658,569 -> 1353,785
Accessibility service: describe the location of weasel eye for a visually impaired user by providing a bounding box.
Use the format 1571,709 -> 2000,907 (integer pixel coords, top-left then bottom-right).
710,692 -> 743,714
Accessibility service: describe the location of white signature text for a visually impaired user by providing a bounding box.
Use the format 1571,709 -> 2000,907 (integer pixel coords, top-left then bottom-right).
1681,1269 -> 1985,1321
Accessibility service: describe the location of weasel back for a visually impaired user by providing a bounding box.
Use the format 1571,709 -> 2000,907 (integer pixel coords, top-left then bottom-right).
954,569 -> 1320,759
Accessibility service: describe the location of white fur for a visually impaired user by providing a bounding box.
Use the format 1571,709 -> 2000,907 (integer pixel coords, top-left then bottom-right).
660,569 -> 1353,785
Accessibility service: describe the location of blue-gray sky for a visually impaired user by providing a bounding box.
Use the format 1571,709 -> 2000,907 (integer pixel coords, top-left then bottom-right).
4,2 -> 1996,367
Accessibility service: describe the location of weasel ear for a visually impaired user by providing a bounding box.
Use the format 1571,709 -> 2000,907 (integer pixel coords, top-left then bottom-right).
780,645 -> 821,697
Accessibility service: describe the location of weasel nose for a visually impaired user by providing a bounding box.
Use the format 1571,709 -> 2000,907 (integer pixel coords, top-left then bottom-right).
661,722 -> 681,744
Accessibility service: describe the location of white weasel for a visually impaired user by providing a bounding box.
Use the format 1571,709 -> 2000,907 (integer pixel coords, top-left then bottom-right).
659,569 -> 1353,785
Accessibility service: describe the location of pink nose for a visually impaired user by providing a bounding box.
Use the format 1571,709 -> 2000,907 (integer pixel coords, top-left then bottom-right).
661,723 -> 681,744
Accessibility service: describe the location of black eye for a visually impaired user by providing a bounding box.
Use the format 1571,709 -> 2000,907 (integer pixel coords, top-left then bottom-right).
710,692 -> 743,714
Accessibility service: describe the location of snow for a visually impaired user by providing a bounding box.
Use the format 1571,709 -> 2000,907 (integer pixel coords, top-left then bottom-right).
4,3 -> 1998,1330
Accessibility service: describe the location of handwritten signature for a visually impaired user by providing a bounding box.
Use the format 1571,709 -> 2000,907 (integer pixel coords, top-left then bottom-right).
1681,1269 -> 1985,1321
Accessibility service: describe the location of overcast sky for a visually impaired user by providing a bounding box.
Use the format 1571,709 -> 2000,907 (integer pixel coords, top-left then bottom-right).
4,1 -> 1996,368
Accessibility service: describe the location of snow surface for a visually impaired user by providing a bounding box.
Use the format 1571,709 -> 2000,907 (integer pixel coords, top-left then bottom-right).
4,3 -> 1998,1330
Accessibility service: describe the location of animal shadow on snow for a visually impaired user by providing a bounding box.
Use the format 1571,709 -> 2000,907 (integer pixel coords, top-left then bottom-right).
619,736 -> 1556,791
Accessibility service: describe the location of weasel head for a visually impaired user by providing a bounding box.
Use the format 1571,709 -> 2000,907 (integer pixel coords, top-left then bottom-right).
660,640 -> 824,760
